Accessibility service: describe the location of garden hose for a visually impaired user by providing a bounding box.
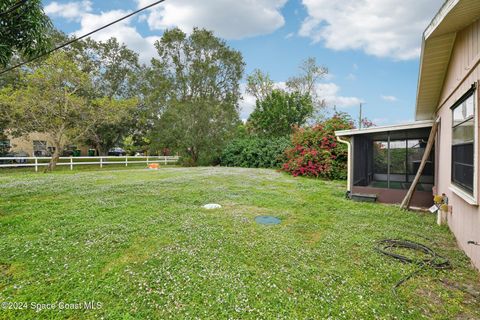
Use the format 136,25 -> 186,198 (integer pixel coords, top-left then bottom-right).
375,239 -> 451,295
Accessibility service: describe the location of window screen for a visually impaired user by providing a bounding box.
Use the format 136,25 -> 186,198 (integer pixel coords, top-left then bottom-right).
451,90 -> 475,193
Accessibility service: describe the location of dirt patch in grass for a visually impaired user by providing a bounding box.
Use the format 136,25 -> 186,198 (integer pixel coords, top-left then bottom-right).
0,263 -> 10,276
302,231 -> 324,245
439,278 -> 480,298
102,237 -> 171,274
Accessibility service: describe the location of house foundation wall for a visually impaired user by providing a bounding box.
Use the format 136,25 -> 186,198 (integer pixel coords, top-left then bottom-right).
352,186 -> 433,208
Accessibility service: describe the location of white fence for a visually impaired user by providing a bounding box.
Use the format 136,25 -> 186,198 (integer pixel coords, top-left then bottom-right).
0,155 -> 180,172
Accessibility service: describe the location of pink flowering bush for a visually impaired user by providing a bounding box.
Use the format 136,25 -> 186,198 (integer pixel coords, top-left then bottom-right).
282,112 -> 354,179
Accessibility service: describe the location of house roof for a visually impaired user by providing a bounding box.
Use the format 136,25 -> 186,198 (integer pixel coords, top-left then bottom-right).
335,120 -> 433,137
415,0 -> 480,120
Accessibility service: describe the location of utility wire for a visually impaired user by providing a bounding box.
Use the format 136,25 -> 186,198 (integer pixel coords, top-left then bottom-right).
0,0 -> 28,18
0,0 -> 166,75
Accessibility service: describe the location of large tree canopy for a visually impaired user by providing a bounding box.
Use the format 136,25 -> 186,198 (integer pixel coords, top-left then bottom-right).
68,37 -> 143,154
248,89 -> 314,138
0,0 -> 53,67
0,52 -> 91,170
147,28 -> 245,164
70,37 -> 141,99
83,96 -> 138,156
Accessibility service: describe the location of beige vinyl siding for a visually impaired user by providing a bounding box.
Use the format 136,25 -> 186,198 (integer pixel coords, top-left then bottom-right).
435,18 -> 480,270
439,19 -> 480,108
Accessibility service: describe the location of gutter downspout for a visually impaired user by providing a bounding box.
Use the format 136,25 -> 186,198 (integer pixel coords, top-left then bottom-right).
337,136 -> 352,194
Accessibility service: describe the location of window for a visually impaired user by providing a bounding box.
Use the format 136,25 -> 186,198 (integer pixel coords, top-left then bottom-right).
451,89 -> 475,194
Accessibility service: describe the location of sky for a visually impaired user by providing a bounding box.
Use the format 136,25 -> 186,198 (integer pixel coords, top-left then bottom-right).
42,0 -> 446,125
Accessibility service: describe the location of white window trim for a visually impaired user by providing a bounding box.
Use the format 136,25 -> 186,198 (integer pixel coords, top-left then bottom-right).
450,85 -> 478,206
449,184 -> 478,205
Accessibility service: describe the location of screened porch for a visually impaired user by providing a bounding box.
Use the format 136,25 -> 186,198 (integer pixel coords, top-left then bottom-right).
352,127 -> 434,192
335,121 -> 435,207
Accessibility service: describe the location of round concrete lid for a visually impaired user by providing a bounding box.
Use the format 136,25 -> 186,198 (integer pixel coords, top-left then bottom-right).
255,216 -> 281,225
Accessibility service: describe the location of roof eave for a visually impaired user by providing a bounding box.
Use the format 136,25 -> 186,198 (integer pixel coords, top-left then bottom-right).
335,120 -> 434,137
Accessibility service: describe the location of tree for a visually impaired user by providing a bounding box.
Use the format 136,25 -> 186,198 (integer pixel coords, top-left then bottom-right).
83,97 -> 138,156
0,52 -> 91,171
0,0 -> 53,67
71,37 -> 141,99
248,89 -> 313,138
68,37 -> 143,154
286,57 -> 328,114
147,28 -> 245,165
246,69 -> 274,101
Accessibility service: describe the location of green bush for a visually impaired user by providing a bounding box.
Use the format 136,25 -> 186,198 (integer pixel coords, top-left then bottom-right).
221,137 -> 291,168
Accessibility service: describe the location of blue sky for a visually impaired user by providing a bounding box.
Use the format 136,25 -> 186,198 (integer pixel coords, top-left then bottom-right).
42,0 -> 445,124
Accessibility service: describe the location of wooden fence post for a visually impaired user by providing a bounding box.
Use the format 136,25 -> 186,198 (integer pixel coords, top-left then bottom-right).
34,157 -> 38,172
100,157 -> 103,168
125,156 -> 128,167
70,156 -> 73,170
400,120 -> 438,210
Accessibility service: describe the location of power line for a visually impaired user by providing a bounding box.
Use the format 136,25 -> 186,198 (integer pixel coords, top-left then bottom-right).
0,0 -> 28,18
0,0 -> 166,75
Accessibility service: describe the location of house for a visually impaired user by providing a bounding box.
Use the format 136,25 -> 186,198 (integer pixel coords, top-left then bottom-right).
336,0 -> 480,269
1,132 -> 90,156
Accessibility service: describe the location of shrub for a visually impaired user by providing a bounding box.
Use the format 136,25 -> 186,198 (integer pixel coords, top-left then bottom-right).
282,112 -> 354,179
221,137 -> 291,168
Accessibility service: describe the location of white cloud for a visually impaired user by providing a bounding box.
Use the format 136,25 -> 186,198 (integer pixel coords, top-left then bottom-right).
381,95 -> 398,102
299,0 -> 444,60
136,0 -> 288,40
239,84 -> 256,121
75,10 -> 160,63
45,2 -> 160,63
45,0 -> 92,21
316,83 -> 362,108
46,0 -> 289,63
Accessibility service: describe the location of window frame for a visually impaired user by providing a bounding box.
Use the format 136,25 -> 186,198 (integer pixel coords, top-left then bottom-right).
450,85 -> 478,205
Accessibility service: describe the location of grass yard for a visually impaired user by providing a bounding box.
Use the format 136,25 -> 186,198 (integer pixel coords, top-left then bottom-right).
0,167 -> 479,319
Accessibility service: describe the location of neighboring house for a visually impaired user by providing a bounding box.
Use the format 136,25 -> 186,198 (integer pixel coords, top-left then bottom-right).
336,0 -> 480,269
3,132 -> 90,156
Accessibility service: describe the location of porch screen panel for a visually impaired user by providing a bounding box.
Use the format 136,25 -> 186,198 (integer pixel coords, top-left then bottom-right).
373,141 -> 388,182
388,140 -> 407,183
407,139 -> 434,183
353,135 -> 372,186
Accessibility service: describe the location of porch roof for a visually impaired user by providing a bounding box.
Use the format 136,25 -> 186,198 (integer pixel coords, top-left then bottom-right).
335,120 -> 433,137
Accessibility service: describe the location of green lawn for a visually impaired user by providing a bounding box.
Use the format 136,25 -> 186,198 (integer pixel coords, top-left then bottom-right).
0,167 -> 479,319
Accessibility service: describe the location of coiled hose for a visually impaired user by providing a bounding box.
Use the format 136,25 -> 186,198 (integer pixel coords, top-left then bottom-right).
375,239 -> 451,294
